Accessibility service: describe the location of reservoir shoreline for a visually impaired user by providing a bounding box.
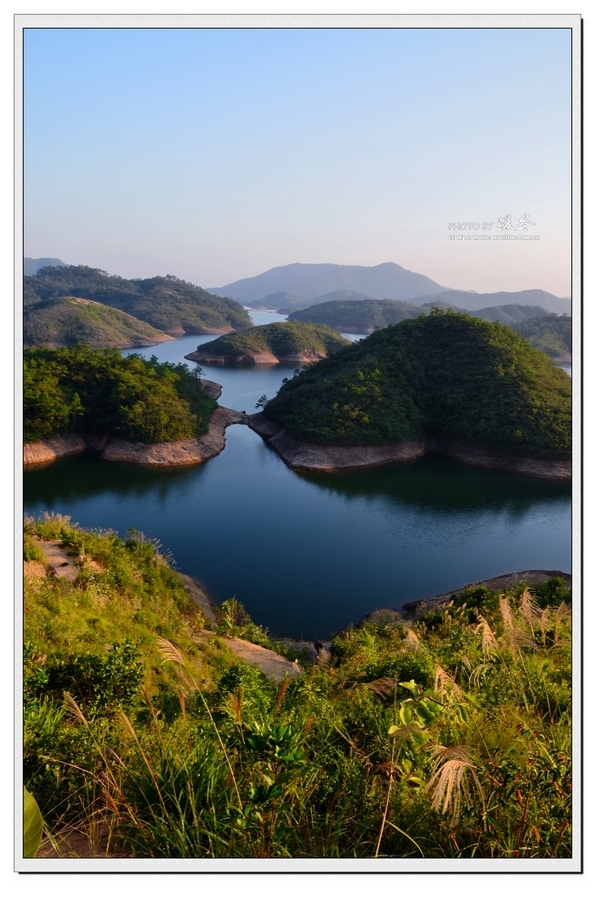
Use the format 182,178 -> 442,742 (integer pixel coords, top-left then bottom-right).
247,413 -> 571,480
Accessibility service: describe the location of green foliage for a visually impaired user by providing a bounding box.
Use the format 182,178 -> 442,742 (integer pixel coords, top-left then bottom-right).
26,641 -> 144,716
511,314 -> 571,358
24,344 -> 216,443
23,787 -> 44,858
24,296 -> 170,349
265,311 -> 571,458
24,266 -> 252,333
195,321 -> 350,361
289,298 -> 423,331
23,519 -> 572,859
24,535 -> 46,562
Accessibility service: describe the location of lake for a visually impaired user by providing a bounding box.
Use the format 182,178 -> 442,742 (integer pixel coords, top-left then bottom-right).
23,311 -> 572,640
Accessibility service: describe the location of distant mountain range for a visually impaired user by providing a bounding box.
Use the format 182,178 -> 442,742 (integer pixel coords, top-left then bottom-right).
251,289 -> 376,313
24,257 -> 67,276
210,262 -> 570,315
27,258 -> 571,318
288,298 -> 570,358
209,262 -> 449,304
410,289 -> 570,316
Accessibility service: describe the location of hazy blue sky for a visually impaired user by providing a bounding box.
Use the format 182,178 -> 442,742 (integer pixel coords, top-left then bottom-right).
24,26 -> 572,295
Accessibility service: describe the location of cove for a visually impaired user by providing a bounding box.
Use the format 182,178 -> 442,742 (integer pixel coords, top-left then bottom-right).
23,313 -> 572,640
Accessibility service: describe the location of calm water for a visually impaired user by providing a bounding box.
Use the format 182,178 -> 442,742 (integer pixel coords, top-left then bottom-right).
23,311 -> 572,640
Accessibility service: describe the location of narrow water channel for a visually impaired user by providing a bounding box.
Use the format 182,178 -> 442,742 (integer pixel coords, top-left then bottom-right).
23,311 -> 572,640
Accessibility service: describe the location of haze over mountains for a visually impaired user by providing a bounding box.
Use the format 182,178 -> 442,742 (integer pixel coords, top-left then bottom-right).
24,257 -> 68,276
25,258 -> 570,318
209,262 -> 570,315
409,289 -> 570,316
209,262 -> 449,304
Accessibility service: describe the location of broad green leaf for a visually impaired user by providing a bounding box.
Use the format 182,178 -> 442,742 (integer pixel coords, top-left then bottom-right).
23,787 -> 43,858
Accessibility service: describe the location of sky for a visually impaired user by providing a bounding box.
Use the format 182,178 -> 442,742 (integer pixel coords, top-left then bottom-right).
23,26 -> 572,295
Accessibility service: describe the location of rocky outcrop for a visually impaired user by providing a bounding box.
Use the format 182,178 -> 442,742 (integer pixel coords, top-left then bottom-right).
400,570 -> 572,617
101,407 -> 246,467
24,434 -> 102,468
24,380 -> 246,470
197,379 -> 223,400
179,574 -> 219,627
194,632 -> 303,682
358,570 -> 572,625
185,349 -> 327,365
247,414 -> 571,479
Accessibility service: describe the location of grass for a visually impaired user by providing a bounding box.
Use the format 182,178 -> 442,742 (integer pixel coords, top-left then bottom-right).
24,517 -> 572,859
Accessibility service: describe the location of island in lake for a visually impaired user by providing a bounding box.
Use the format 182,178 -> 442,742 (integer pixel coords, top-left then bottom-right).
250,310 -> 571,478
184,320 -> 350,365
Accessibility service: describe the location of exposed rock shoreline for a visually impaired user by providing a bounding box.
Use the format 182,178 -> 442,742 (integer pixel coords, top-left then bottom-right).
247,413 -> 571,480
182,566 -> 570,668
166,326 -> 237,336
184,349 -> 328,365
363,569 -> 572,626
24,407 -> 246,469
23,379 -> 248,470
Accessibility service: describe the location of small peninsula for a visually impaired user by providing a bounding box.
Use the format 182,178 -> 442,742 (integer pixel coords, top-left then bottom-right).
24,296 -> 174,349
23,345 -> 242,468
253,311 -> 571,478
184,320 -> 350,365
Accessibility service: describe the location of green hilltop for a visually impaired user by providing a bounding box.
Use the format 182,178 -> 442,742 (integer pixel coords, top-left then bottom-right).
288,298 -> 422,331
24,344 -> 216,444
24,265 -> 252,334
24,296 -> 172,349
264,311 -> 571,459
188,320 -> 350,363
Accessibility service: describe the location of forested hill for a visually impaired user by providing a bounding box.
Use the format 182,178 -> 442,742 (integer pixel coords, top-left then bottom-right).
289,298 -> 424,331
24,266 -> 252,335
510,314 -> 571,359
288,299 -> 569,354
264,311 -> 571,459
24,296 -> 173,349
24,345 -> 217,444
187,321 -> 350,364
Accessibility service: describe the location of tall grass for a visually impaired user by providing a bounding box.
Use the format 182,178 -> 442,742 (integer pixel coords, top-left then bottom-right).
24,520 -> 572,858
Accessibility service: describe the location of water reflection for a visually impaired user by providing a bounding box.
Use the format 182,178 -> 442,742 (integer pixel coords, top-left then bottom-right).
26,332 -> 571,640
24,425 -> 571,641
302,452 -> 570,517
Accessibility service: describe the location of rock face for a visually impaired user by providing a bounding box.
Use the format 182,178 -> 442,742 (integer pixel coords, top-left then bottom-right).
401,570 -> 572,616
247,413 -> 571,479
185,349 -> 328,365
100,407 -> 247,467
24,435 -> 94,468
194,378 -> 222,400
24,381 -> 247,470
